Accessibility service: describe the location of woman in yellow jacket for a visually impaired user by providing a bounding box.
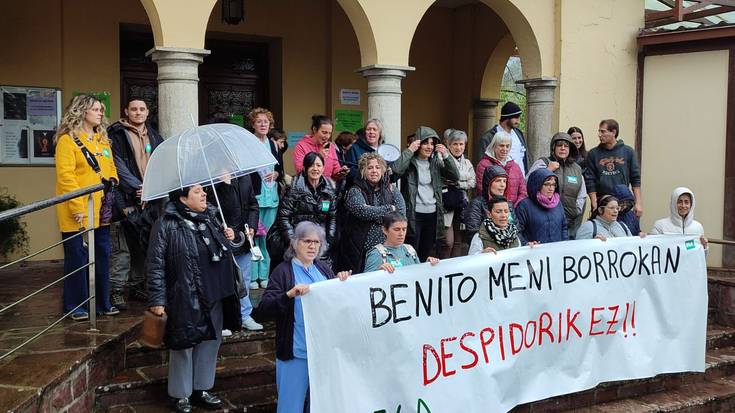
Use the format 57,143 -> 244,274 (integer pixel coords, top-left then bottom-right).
55,95 -> 120,320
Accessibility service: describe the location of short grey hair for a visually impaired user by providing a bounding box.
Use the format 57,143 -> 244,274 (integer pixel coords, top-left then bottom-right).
284,221 -> 327,261
445,129 -> 468,144
489,131 -> 512,150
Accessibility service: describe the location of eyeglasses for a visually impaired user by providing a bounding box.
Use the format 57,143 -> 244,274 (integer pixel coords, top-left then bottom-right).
299,239 -> 321,246
542,182 -> 557,188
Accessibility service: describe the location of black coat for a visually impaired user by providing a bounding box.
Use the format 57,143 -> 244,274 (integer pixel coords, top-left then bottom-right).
108,121 -> 164,207
205,175 -> 259,255
147,202 -> 242,350
252,259 -> 334,361
266,175 -> 337,270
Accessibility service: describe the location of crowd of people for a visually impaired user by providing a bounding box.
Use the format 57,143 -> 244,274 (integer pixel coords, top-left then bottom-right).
53,94 -> 708,413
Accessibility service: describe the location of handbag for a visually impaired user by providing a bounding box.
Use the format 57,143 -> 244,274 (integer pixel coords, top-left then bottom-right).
140,309 -> 167,348
442,186 -> 468,212
71,134 -> 119,225
233,259 -> 248,298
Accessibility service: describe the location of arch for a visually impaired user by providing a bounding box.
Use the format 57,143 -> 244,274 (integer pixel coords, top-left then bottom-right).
335,0 -> 378,67
353,0 -> 547,78
478,0 -> 545,79
480,33 -> 516,99
138,0 -> 217,49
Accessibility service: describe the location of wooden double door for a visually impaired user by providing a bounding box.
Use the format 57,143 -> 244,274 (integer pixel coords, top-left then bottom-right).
120,29 -> 269,130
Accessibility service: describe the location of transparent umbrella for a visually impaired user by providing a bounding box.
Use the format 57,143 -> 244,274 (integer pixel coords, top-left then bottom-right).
141,123 -> 277,225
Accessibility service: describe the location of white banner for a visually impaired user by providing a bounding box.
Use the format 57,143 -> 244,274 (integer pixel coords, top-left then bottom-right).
302,235 -> 708,413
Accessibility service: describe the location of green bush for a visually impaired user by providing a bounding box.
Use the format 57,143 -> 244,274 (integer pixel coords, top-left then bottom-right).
0,189 -> 30,259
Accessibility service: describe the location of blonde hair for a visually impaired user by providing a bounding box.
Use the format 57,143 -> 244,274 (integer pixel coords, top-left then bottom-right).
55,95 -> 109,144
247,107 -> 275,129
358,152 -> 387,180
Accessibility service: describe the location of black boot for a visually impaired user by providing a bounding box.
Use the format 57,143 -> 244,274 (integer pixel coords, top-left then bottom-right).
172,397 -> 192,413
190,390 -> 223,410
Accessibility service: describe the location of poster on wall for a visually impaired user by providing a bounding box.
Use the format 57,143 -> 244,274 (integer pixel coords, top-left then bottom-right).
335,109 -> 363,133
0,86 -> 61,165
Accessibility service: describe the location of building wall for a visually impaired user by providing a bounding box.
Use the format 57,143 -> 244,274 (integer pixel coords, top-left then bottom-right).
403,4 -> 508,145
641,50 -> 729,267
0,0 -> 644,262
0,0 -> 151,260
557,0 -> 642,150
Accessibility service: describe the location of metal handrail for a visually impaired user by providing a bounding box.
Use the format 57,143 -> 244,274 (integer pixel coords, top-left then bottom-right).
0,183 -> 103,223
0,183 -> 103,361
709,238 -> 735,246
0,295 -> 95,362
0,228 -> 92,271
0,261 -> 93,315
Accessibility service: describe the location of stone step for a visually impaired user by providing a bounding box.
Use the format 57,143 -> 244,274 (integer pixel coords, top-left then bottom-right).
98,325 -> 735,411
509,327 -> 735,412
124,327 -> 275,370
558,377 -> 735,412
95,354 -> 275,410
103,384 -> 276,412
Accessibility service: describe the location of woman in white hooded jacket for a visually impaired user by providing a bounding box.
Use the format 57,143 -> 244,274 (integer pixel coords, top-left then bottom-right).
649,187 -> 708,249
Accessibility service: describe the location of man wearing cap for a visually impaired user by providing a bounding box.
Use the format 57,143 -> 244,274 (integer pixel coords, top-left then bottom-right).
392,126 -> 460,261
477,101 -> 529,176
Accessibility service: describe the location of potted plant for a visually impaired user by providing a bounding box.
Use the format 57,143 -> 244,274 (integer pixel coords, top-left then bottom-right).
0,188 -> 30,260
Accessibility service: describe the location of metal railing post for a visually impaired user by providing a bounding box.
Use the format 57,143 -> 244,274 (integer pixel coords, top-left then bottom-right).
87,194 -> 97,332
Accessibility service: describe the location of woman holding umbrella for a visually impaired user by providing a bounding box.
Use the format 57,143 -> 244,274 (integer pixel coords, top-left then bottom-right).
267,152 -> 338,271
147,184 -> 241,413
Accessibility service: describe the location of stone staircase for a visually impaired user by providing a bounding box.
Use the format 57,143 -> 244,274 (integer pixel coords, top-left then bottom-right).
95,326 -> 277,412
94,271 -> 735,412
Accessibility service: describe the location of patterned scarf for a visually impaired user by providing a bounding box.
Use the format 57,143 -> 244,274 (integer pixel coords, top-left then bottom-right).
481,218 -> 519,249
173,200 -> 229,262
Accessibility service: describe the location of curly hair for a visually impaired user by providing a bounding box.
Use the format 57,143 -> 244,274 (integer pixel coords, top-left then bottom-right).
55,95 -> 109,144
247,107 -> 275,129
358,152 -> 387,180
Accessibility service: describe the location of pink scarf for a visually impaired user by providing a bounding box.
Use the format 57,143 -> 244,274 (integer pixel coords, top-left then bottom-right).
536,192 -> 560,209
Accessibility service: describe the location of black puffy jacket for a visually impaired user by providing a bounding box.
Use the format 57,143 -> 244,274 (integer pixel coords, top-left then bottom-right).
463,165 -> 514,233
147,202 -> 242,350
266,175 -> 337,270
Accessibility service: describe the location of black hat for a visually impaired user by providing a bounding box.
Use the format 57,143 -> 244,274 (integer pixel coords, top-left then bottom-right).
500,102 -> 522,121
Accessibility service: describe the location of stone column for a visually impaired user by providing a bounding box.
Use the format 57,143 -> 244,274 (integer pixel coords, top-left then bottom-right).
356,65 -> 415,148
146,47 -> 211,138
516,77 -> 558,163
472,98 -> 500,162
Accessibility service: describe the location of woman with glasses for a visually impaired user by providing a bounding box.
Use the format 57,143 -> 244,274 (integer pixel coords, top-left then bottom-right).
515,169 -> 569,245
576,195 -> 635,240
254,221 -> 351,413
526,132 -> 586,238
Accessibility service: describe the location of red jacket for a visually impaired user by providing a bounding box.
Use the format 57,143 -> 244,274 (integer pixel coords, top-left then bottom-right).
475,155 -> 527,207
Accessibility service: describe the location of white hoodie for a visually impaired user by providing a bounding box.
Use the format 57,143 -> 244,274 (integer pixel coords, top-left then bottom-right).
649,187 -> 704,236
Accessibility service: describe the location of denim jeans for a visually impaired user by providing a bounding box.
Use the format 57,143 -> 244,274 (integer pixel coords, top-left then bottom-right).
61,226 -> 112,314
235,252 -> 253,320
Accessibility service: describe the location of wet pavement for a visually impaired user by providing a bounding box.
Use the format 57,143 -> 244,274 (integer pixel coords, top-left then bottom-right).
0,260 -> 146,412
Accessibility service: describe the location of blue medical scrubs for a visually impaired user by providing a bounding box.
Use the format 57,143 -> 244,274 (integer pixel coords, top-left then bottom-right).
276,258 -> 326,413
